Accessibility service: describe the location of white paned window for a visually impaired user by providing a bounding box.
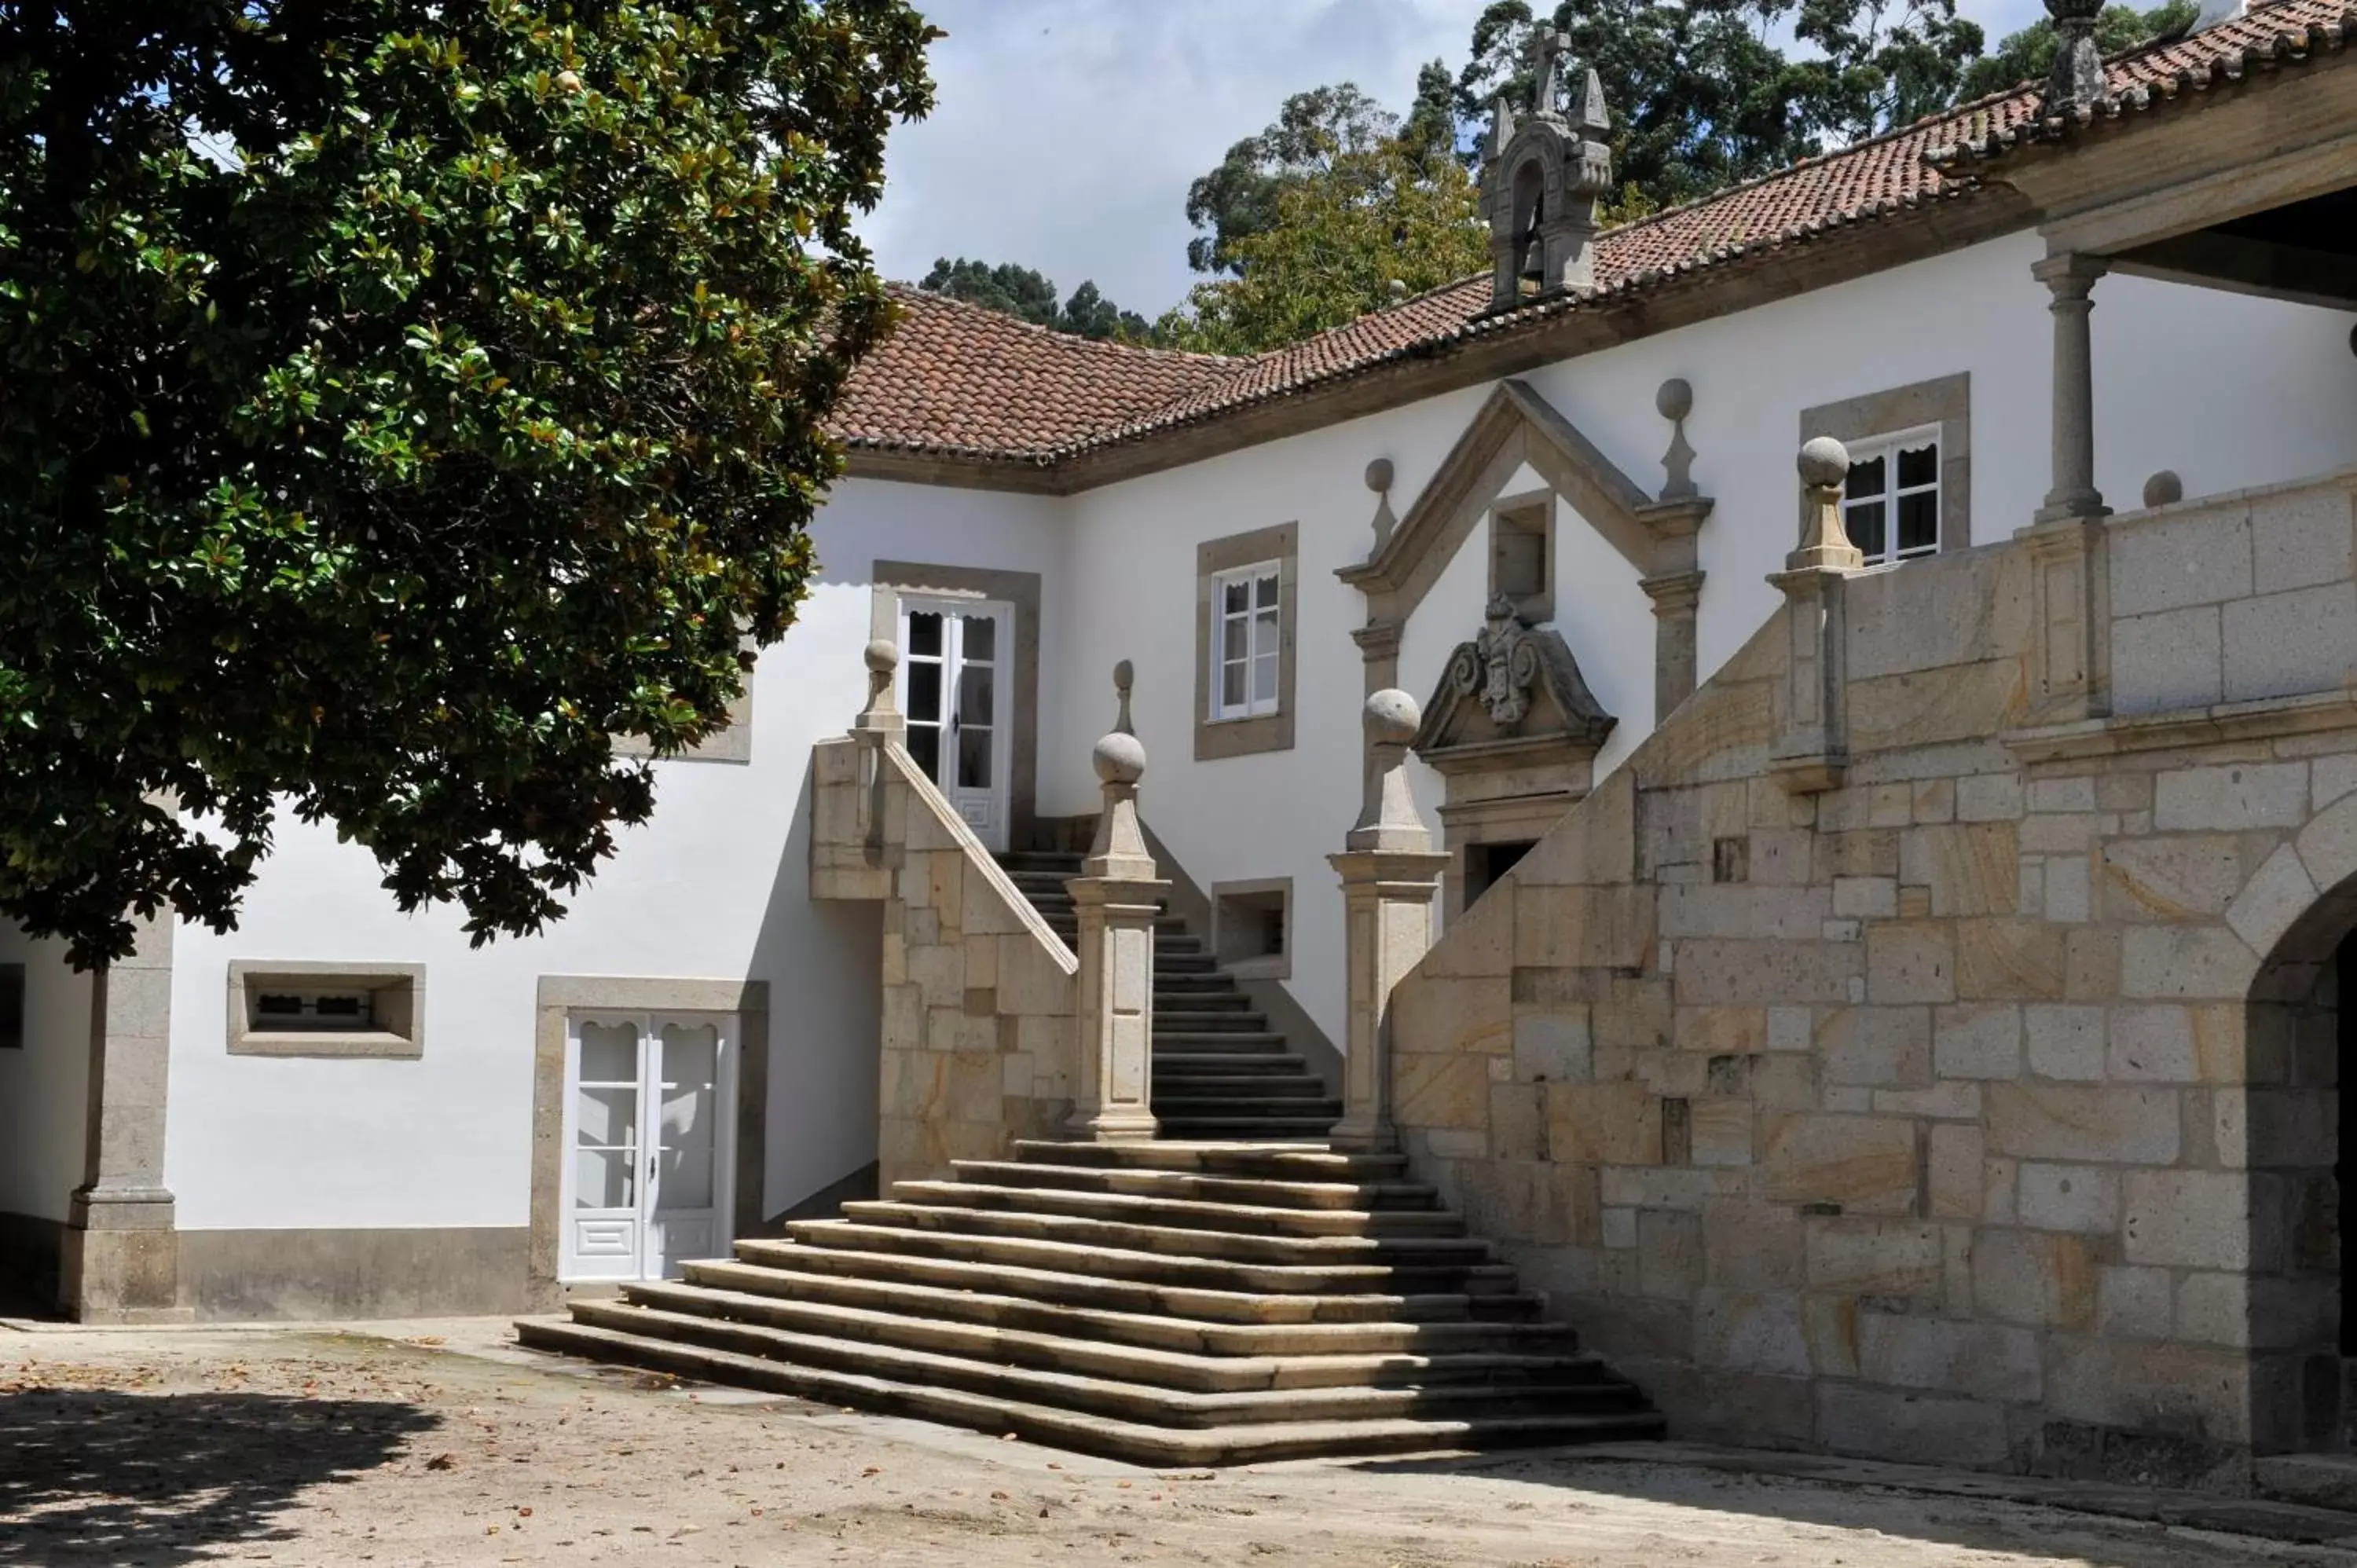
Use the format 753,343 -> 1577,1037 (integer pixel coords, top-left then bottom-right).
1211,561 -> 1282,720
1842,425 -> 1942,565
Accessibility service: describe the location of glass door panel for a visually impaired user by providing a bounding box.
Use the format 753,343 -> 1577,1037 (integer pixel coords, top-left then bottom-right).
895,596 -> 1014,850
563,1018 -> 644,1281
645,1018 -> 722,1278
560,1011 -> 735,1283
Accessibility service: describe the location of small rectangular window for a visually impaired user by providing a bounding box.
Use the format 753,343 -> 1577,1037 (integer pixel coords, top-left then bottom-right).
1490,498 -> 1554,621
1211,562 -> 1283,721
229,962 -> 424,1058
1842,425 -> 1941,566
1213,881 -> 1292,979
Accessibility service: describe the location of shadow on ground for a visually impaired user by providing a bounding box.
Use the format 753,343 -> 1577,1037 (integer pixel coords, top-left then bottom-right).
1347,1447 -> 2357,1562
0,1387 -> 439,1564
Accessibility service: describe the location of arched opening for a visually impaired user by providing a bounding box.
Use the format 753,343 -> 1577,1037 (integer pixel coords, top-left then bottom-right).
2242,876 -> 2357,1457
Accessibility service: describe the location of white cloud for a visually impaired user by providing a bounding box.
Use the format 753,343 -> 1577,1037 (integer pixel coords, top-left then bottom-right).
861,0 -> 2060,321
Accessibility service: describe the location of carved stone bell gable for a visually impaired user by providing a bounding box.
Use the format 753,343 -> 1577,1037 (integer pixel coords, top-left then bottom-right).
1413,595 -> 1618,914
1478,31 -> 1614,311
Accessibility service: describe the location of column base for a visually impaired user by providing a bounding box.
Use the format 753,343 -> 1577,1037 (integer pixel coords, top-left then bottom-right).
1325,1115 -> 1399,1154
2029,497 -> 2110,528
60,1224 -> 187,1323
1065,1106 -> 1160,1143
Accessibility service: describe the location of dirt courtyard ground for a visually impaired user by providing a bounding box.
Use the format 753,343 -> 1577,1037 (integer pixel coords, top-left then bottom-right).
5,1319 -> 2357,1567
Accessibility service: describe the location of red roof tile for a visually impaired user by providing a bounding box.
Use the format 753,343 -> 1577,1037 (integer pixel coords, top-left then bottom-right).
835,0 -> 2355,471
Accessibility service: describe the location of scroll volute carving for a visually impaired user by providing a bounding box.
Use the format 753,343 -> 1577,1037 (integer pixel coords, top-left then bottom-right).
1413,594 -> 1616,757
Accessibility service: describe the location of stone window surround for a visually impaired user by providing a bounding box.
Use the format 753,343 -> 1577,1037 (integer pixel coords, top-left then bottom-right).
1196,522 -> 1299,760
871,561 -> 1043,852
1211,877 -> 1293,980
1799,371 -> 1971,551
1488,485 -> 1557,625
0,961 -> 21,1050
225,961 -> 424,1059
527,974 -> 769,1308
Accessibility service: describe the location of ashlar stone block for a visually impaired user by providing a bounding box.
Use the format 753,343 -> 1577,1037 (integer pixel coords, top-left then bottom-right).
1545,1081 -> 1665,1166
1934,1002 -> 2021,1080
2025,1004 -> 2105,1080
2107,1005 -> 2198,1083
1901,823 -> 2020,916
2119,925 -> 2258,1000
1760,1115 -> 1917,1215
1804,1218 -> 1942,1298
2123,1169 -> 2253,1269
1866,922 -> 1954,1005
2018,1162 -> 2121,1233
1986,1083 -> 2180,1164
1819,1006 -> 1930,1086
2153,761 -> 2308,832
1856,1313 -> 2043,1403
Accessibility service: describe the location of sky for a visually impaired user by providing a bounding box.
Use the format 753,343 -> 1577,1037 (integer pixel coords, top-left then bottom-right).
860,0 -> 2056,322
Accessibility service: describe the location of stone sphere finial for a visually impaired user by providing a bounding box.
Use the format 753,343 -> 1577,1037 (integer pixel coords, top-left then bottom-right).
1364,457 -> 1395,495
1364,687 -> 1421,747
863,639 -> 899,676
1655,377 -> 1693,422
1093,730 -> 1146,787
2143,470 -> 2184,509
1798,436 -> 1850,490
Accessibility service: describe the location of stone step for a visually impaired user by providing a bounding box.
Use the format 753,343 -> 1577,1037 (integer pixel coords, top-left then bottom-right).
1153,1076 -> 1331,1102
517,1319 -> 1666,1467
834,1201 -> 1486,1267
1011,1140 -> 1409,1179
552,1302 -> 1638,1431
1157,1116 -> 1351,1140
1151,989 -> 1254,1009
1153,1030 -> 1288,1050
728,1237 -> 1541,1324
1150,1052 -> 1312,1075
944,1159 -> 1441,1212
784,1220 -> 1516,1295
996,852 -> 1085,870
609,1282 -> 1592,1394
1153,1105 -> 1344,1130
679,1258 -> 1557,1354
890,1180 -> 1466,1239
1150,1011 -> 1271,1034
1154,954 -> 1219,974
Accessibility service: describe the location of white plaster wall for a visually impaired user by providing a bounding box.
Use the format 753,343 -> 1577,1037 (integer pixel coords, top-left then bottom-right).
163,476 -> 1067,1233
1058,227 -> 2357,1050
0,929 -> 91,1223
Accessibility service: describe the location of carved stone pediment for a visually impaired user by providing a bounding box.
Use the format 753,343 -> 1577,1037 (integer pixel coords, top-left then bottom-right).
1413,595 -> 1615,779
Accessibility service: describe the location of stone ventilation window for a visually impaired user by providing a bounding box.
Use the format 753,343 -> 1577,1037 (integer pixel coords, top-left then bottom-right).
1490,497 -> 1555,623
0,962 -> 23,1050
228,962 -> 424,1058
1213,880 -> 1292,979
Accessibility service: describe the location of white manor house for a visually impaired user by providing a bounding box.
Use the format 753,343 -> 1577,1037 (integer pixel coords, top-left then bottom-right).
10,0 -> 2357,1482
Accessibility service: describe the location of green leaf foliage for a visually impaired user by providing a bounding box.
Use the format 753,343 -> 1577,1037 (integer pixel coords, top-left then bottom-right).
1957,0 -> 2196,101
0,1 -> 936,964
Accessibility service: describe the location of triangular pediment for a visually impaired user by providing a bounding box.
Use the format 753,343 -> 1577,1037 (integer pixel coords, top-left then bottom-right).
1337,379 -> 1704,625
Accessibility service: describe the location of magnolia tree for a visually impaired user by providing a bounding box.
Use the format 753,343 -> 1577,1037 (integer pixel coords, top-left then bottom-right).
0,2 -> 935,964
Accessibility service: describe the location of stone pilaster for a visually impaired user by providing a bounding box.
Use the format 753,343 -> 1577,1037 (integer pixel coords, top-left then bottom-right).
1639,568 -> 1706,719
2021,514 -> 2113,725
1065,704 -> 1165,1143
2032,252 -> 2110,527
1329,691 -> 1449,1154
851,638 -> 906,860
1767,438 -> 1863,795
60,910 -> 187,1322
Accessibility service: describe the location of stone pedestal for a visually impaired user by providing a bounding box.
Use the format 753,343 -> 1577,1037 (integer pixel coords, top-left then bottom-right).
1769,439 -> 1864,795
1065,704 -> 1166,1143
60,913 -> 189,1322
1329,690 -> 1449,1153
1328,851 -> 1448,1152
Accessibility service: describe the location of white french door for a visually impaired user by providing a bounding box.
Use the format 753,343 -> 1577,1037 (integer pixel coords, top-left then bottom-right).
561,1011 -> 735,1283
897,595 -> 1014,851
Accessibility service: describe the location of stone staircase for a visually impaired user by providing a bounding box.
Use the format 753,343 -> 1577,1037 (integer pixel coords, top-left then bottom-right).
996,848 -> 1343,1140
517,1139 -> 1662,1464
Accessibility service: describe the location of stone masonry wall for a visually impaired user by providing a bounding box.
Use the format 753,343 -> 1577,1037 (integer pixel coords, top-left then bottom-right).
1387,472 -> 2357,1484
812,737 -> 1078,1186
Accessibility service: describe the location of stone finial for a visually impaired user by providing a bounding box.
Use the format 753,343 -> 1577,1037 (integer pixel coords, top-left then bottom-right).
1791,437 -> 1864,573
1365,457 -> 1398,552
1347,688 -> 1432,853
1112,659 -> 1135,736
2040,0 -> 2111,115
852,639 -> 904,735
1655,378 -> 1697,501
2142,470 -> 2184,509
1085,717 -> 1154,881
1527,27 -> 1574,115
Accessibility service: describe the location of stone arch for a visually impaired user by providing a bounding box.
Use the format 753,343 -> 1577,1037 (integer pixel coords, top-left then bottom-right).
2231,789 -> 2357,1457
1508,157 -> 1545,284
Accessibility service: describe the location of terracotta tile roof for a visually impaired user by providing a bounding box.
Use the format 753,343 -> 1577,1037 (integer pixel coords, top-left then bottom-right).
835,0 -> 2355,471
829,289 -> 1233,462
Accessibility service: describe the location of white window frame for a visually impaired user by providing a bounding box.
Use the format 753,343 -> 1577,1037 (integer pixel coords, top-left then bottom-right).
1841,423 -> 1944,566
1209,560 -> 1284,722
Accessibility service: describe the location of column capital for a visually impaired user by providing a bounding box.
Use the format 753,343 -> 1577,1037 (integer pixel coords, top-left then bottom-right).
2031,250 -> 2110,292
1638,569 -> 1706,617
1350,619 -> 1403,661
